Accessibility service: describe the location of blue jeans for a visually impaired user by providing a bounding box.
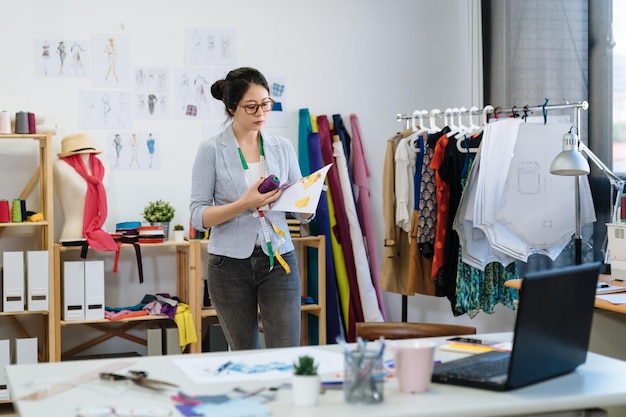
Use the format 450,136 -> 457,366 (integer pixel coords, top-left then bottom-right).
207,247 -> 301,350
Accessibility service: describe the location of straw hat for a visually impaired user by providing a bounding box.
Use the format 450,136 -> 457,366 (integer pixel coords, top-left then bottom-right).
57,133 -> 102,158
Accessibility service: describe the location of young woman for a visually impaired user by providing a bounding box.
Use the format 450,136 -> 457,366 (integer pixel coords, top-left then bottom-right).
190,67 -> 313,350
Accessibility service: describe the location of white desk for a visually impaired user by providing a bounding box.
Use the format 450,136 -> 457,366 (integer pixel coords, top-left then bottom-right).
6,333 -> 626,417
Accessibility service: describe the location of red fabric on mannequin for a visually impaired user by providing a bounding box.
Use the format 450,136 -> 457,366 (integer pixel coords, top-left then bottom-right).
62,153 -> 117,251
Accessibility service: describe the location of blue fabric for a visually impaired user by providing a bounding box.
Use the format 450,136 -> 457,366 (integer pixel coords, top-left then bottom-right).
298,108 -> 312,175
308,131 -> 342,344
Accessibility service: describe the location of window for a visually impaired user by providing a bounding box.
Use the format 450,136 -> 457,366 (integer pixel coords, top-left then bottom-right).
613,0 -> 626,172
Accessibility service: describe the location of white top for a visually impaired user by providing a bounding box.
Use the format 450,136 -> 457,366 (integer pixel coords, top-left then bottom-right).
7,333 -> 626,417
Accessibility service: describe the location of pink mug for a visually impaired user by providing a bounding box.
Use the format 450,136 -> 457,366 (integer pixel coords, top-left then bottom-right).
393,340 -> 436,394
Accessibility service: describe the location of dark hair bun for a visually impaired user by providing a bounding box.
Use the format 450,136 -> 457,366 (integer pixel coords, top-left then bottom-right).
210,79 -> 225,100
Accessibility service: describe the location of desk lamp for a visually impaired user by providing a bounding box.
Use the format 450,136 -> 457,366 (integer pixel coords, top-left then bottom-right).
550,127 -> 625,265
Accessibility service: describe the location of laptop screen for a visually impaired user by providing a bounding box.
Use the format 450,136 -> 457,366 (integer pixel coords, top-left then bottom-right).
507,262 -> 601,389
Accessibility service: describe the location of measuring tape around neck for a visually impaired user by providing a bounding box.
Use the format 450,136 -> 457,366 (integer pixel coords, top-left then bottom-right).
237,135 -> 290,273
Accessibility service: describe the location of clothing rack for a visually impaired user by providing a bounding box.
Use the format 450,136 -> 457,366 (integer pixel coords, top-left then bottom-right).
394,100 -> 590,322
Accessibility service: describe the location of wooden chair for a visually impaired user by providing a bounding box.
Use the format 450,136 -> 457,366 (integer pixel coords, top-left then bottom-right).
355,321 -> 477,341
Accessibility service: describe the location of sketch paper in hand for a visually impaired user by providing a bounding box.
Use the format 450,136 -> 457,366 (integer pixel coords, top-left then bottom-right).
270,164 -> 332,213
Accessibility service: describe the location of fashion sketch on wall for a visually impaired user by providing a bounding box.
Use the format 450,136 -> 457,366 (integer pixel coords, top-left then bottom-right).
92,34 -> 131,89
34,39 -> 90,78
78,90 -> 132,129
184,28 -> 236,66
134,66 -> 172,119
108,131 -> 161,170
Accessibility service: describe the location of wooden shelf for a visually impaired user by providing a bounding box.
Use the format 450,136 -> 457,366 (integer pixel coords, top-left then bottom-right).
0,132 -> 55,406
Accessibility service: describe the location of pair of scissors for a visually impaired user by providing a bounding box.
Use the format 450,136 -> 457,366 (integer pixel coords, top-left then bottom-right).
99,370 -> 178,391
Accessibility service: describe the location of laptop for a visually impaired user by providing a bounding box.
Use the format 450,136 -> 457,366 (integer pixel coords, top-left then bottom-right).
431,262 -> 601,391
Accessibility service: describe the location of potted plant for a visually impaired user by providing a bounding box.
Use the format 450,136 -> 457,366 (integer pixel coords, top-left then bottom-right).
292,355 -> 320,407
173,224 -> 185,242
142,199 -> 175,240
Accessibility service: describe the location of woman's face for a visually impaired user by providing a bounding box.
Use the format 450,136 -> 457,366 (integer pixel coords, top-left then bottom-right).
232,84 -> 272,132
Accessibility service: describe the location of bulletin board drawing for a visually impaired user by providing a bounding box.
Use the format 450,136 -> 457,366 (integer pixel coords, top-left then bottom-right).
134,66 -> 172,119
109,131 -> 161,170
78,90 -> 132,129
174,67 -> 214,119
92,34 -> 131,89
265,75 -> 288,128
34,39 -> 90,78
184,28 -> 236,66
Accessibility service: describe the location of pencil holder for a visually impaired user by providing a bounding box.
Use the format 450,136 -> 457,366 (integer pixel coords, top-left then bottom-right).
344,348 -> 384,404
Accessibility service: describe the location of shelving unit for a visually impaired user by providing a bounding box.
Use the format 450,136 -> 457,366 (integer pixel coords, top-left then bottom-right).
52,240 -> 201,360
196,235 -> 327,347
0,132 -> 55,405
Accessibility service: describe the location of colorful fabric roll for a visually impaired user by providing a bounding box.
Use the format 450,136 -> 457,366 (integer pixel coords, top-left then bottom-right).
0,199 -> 10,222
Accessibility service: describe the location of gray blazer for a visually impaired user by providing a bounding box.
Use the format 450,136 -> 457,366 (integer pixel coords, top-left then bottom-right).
190,124 -> 312,258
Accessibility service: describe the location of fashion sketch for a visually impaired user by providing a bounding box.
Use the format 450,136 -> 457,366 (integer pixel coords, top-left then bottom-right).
91,34 -> 131,88
78,90 -> 132,129
174,67 -> 213,119
107,131 -> 161,171
133,66 -> 171,119
34,38 -> 89,78
184,27 -> 236,66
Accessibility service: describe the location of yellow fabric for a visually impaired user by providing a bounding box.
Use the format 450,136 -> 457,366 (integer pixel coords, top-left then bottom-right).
326,190 -> 350,326
310,114 -> 319,133
173,302 -> 198,348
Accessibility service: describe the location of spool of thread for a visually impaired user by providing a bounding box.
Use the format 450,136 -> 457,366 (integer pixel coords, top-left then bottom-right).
34,113 -> 45,124
15,111 -> 29,134
0,111 -> 11,134
27,112 -> 36,133
11,199 -> 22,222
20,199 -> 27,221
258,175 -> 280,193
0,200 -> 10,222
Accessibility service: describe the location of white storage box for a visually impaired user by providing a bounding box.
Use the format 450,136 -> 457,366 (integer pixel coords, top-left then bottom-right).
607,223 -> 626,279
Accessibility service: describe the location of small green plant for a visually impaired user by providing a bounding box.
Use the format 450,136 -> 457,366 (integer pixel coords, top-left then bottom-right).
174,224 -> 184,231
142,200 -> 175,223
293,355 -> 318,376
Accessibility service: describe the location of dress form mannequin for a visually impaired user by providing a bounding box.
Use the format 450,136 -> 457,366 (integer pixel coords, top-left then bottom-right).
54,153 -> 109,241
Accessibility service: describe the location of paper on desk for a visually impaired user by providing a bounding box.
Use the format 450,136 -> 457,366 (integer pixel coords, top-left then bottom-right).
596,293 -> 626,304
172,347 -> 344,384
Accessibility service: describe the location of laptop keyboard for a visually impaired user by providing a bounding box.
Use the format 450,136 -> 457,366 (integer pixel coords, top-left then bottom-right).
433,354 -> 510,382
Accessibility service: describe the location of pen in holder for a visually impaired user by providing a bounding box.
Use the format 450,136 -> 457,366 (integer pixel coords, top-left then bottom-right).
342,337 -> 385,404
259,175 -> 280,193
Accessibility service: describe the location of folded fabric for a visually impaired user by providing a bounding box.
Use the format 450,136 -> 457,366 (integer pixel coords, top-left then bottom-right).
105,310 -> 149,321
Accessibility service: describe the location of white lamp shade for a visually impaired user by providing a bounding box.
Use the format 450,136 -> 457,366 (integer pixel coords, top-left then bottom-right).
550,132 -> 590,176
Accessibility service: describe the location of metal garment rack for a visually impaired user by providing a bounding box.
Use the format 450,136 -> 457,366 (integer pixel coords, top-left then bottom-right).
394,100 -> 589,322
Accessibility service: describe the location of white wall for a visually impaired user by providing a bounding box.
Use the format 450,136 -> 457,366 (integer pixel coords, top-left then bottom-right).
0,0 -> 515,353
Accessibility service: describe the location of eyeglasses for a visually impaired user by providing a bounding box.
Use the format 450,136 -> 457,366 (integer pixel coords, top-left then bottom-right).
239,98 -> 275,115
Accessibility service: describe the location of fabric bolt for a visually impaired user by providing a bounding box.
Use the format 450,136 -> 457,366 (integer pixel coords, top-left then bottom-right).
333,114 -> 352,181
317,115 -> 364,337
61,154 -> 118,252
349,114 -> 385,318
298,109 -> 322,344
325,188 -> 355,340
298,108 -> 312,176
333,136 -> 383,322
379,132 -> 412,295
307,130 -> 342,343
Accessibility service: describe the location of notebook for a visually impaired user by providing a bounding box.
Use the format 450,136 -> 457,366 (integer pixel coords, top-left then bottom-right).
431,262 -> 601,391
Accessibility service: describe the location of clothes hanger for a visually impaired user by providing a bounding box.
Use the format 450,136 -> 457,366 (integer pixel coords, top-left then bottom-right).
482,105 -> 495,126
429,109 -> 441,132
